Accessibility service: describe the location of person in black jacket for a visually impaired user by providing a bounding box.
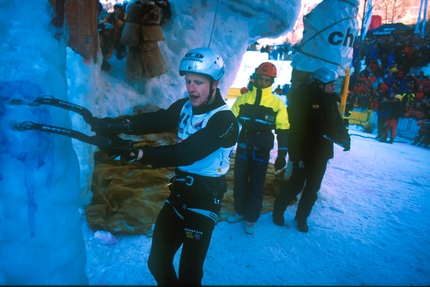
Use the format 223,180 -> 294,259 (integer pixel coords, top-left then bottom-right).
91,47 -> 239,286
380,94 -> 404,144
375,96 -> 390,139
272,67 -> 351,233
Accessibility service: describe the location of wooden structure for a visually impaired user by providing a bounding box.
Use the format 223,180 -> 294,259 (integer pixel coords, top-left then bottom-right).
49,0 -> 100,62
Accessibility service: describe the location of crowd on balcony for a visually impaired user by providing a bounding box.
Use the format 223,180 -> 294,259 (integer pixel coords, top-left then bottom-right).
348,33 -> 430,120
347,32 -> 430,147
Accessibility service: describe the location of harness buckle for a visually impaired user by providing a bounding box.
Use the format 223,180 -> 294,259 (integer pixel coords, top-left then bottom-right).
175,175 -> 194,186
184,176 -> 194,186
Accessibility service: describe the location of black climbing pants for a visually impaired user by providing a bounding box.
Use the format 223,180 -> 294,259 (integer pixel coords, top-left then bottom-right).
233,146 -> 270,222
147,169 -> 225,286
274,158 -> 328,221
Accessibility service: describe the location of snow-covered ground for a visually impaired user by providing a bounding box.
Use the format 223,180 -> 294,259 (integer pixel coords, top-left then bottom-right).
5,1 -> 429,285
81,123 -> 430,285
75,50 -> 430,286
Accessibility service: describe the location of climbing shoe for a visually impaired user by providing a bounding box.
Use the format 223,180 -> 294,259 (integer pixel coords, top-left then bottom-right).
227,211 -> 244,223
243,220 -> 254,234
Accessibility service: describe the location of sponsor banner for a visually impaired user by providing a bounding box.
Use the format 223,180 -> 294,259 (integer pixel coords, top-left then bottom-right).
291,0 -> 360,77
368,23 -> 413,37
369,15 -> 382,30
361,0 -> 373,40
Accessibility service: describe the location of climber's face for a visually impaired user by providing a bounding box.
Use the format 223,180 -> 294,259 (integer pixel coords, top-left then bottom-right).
185,73 -> 218,107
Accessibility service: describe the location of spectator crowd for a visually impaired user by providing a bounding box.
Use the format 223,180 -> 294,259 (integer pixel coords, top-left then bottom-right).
96,2 -> 429,148
347,32 -> 430,147
349,33 -> 430,119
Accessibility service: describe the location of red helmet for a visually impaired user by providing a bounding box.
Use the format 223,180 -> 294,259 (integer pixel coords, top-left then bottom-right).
256,62 -> 277,78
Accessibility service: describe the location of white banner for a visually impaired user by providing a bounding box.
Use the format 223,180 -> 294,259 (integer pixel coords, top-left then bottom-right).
291,0 -> 360,77
361,0 -> 373,40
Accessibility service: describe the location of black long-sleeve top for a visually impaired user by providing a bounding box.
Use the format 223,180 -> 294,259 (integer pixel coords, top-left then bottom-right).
124,89 -> 239,170
287,83 -> 350,163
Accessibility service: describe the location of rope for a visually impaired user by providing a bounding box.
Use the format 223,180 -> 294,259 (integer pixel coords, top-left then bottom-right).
208,0 -> 220,48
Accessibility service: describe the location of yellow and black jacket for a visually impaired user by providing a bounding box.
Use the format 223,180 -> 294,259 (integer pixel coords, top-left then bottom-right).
231,86 -> 290,151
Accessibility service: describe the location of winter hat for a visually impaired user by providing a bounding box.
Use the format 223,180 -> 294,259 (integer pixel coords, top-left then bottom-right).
114,2 -> 124,10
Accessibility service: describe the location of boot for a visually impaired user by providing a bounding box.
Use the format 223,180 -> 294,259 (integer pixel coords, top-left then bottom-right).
295,216 -> 308,233
101,59 -> 111,71
272,210 -> 285,226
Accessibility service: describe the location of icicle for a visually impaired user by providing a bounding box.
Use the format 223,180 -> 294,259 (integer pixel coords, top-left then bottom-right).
24,172 -> 37,237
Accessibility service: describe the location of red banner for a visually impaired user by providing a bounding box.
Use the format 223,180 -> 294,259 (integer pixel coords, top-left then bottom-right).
369,15 -> 382,30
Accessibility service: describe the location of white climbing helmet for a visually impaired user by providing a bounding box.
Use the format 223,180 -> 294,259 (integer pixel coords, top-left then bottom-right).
179,47 -> 225,81
312,67 -> 338,84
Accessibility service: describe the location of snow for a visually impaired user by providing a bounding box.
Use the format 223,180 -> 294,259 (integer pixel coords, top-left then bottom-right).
82,126 -> 430,285
1,0 -> 430,285
231,51 -> 294,89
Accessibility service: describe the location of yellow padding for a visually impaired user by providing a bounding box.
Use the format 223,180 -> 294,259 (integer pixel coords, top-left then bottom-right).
226,88 -> 242,99
348,110 -> 373,125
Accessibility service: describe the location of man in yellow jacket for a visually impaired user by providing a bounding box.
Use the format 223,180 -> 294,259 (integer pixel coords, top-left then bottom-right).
228,62 -> 290,234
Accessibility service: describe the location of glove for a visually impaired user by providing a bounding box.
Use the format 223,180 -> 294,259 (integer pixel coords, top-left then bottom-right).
341,139 -> 351,151
90,116 -> 132,136
121,148 -> 143,162
102,147 -> 143,162
274,150 -> 287,171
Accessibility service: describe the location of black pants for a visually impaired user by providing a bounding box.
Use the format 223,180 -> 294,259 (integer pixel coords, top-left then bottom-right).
147,170 -> 225,286
233,146 -> 270,222
114,41 -> 126,59
273,159 -> 328,221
